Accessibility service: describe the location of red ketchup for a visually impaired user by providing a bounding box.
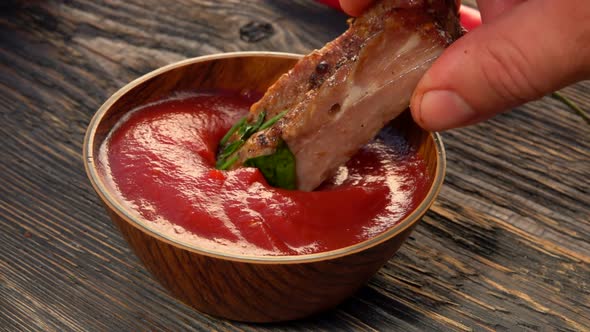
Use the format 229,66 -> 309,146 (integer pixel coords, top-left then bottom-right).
99,91 -> 431,256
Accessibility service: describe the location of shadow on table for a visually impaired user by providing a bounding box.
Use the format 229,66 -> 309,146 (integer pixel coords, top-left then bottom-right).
241,286 -> 423,330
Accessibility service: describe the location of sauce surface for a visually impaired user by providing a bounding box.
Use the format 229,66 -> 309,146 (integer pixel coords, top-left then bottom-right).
99,91 -> 431,256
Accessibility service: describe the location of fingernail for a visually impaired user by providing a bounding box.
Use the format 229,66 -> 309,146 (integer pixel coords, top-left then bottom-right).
417,90 -> 476,131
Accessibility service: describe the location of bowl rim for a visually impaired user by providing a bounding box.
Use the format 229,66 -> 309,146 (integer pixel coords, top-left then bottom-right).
83,51 -> 446,264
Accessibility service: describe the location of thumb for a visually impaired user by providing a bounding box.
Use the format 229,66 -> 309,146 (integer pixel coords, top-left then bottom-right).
411,0 -> 590,131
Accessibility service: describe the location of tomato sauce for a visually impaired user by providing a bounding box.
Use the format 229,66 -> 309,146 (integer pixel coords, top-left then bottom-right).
98,91 -> 431,256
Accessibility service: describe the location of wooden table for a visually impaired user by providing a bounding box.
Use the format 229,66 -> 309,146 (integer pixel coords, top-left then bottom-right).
1,1 -> 589,331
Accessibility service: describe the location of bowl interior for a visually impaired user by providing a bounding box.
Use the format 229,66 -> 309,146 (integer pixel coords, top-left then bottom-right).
84,52 -> 445,263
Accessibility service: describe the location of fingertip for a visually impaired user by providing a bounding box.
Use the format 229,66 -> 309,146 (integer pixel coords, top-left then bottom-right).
339,0 -> 373,16
411,89 -> 478,131
459,5 -> 482,31
410,90 -> 428,130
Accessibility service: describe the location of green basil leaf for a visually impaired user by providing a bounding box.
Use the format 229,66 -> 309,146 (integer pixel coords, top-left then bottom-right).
244,140 -> 296,190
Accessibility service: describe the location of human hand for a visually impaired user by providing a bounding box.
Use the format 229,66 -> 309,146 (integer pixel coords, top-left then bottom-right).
339,0 -> 590,131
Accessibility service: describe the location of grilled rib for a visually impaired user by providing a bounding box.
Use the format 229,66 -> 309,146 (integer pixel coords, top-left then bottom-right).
226,0 -> 462,191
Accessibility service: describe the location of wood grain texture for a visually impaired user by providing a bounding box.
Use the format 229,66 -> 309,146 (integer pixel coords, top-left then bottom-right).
0,0 -> 588,330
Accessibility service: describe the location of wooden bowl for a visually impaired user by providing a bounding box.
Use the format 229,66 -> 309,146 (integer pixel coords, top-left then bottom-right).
83,52 -> 446,322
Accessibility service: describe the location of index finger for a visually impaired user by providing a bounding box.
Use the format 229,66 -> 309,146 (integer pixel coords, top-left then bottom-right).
339,0 -> 374,16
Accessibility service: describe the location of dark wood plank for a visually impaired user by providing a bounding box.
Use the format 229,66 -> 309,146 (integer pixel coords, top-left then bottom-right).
1,0 -> 588,331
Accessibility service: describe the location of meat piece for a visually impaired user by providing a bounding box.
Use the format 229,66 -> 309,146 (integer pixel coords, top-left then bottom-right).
224,0 -> 462,191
